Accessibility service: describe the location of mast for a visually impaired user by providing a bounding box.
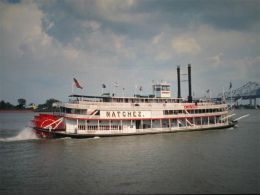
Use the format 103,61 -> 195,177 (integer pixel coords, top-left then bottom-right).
187,64 -> 192,102
177,66 -> 181,102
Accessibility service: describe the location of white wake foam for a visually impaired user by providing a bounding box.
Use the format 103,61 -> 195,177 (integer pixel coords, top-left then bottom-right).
0,127 -> 38,142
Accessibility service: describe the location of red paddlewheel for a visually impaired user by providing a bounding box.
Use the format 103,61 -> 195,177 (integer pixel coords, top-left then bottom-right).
32,114 -> 65,130
40,119 -> 56,128
33,128 -> 54,138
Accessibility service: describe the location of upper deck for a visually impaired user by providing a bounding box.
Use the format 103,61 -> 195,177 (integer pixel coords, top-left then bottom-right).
68,94 -> 182,104
52,78 -> 227,119
53,94 -> 227,113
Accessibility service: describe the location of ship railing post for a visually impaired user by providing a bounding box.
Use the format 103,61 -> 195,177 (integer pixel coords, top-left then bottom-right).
227,115 -> 229,124
76,119 -> 78,134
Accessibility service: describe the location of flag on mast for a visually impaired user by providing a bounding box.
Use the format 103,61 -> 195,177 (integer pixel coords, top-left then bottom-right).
73,78 -> 83,89
229,82 -> 232,89
113,82 -> 119,87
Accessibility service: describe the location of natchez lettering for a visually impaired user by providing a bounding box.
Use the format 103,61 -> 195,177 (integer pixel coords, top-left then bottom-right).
106,111 -> 142,118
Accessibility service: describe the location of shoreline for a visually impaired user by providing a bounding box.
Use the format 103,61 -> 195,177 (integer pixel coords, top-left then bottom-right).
0,109 -> 35,113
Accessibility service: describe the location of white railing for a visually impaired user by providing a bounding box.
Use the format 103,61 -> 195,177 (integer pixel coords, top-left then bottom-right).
75,122 -> 229,135
64,101 -> 227,110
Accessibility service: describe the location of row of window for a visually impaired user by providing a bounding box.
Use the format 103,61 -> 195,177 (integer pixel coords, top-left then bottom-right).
78,125 -> 122,131
77,116 -> 224,131
111,98 -> 176,103
163,108 -> 225,115
153,85 -> 171,91
60,107 -> 87,114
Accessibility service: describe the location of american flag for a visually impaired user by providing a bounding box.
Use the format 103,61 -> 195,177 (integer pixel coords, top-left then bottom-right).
73,78 -> 83,89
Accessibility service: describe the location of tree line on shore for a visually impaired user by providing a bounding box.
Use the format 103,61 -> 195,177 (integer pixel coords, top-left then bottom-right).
0,98 -> 60,112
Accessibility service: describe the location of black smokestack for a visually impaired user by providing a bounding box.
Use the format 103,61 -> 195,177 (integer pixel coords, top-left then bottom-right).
188,64 -> 192,102
177,66 -> 181,101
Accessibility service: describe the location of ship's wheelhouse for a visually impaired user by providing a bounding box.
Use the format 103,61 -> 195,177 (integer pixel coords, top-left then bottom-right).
153,83 -> 171,98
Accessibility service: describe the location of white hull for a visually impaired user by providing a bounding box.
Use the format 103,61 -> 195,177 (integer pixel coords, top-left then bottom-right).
34,121 -> 236,138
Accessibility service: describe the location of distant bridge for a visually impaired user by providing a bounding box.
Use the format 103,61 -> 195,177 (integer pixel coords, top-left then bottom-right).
218,81 -> 260,107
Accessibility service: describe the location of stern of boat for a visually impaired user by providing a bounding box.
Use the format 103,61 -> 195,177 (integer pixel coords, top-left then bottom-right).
32,114 -> 65,138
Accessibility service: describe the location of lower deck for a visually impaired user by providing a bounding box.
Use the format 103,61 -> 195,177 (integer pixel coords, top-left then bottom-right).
65,115 -> 229,135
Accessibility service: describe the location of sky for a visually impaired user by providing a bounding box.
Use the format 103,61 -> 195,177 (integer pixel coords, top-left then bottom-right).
0,0 -> 259,105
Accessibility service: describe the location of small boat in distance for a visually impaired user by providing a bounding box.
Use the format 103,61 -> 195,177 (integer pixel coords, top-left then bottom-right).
32,65 -> 239,138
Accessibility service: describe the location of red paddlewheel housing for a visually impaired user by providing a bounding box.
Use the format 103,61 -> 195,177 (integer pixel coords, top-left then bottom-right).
32,114 -> 65,131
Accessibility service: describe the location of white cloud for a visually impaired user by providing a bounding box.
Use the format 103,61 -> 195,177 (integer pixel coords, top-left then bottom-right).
172,36 -> 201,55
152,32 -> 164,45
155,51 -> 172,61
81,20 -> 101,31
0,1 -> 87,103
206,52 -> 223,67
97,0 -> 136,10
63,47 -> 79,60
227,56 -> 260,80
0,0 -> 259,104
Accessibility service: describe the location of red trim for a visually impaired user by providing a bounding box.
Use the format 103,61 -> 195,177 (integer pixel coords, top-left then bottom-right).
64,114 -> 222,121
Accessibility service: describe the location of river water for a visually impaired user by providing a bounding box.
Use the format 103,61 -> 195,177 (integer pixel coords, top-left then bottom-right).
0,110 -> 259,194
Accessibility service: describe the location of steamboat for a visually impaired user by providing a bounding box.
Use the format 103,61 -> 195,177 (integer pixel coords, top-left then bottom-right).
32,65 -> 241,138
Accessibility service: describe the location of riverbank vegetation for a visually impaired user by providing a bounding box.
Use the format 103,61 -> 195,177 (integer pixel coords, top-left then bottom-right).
0,98 -> 60,112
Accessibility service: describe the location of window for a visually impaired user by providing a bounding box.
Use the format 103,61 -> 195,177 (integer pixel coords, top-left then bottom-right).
65,108 -> 72,113
72,109 -> 87,114
63,108 -> 87,114
78,125 -> 86,130
163,110 -> 168,115
163,110 -> 174,115
162,85 -> 170,91
168,110 -> 173,115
